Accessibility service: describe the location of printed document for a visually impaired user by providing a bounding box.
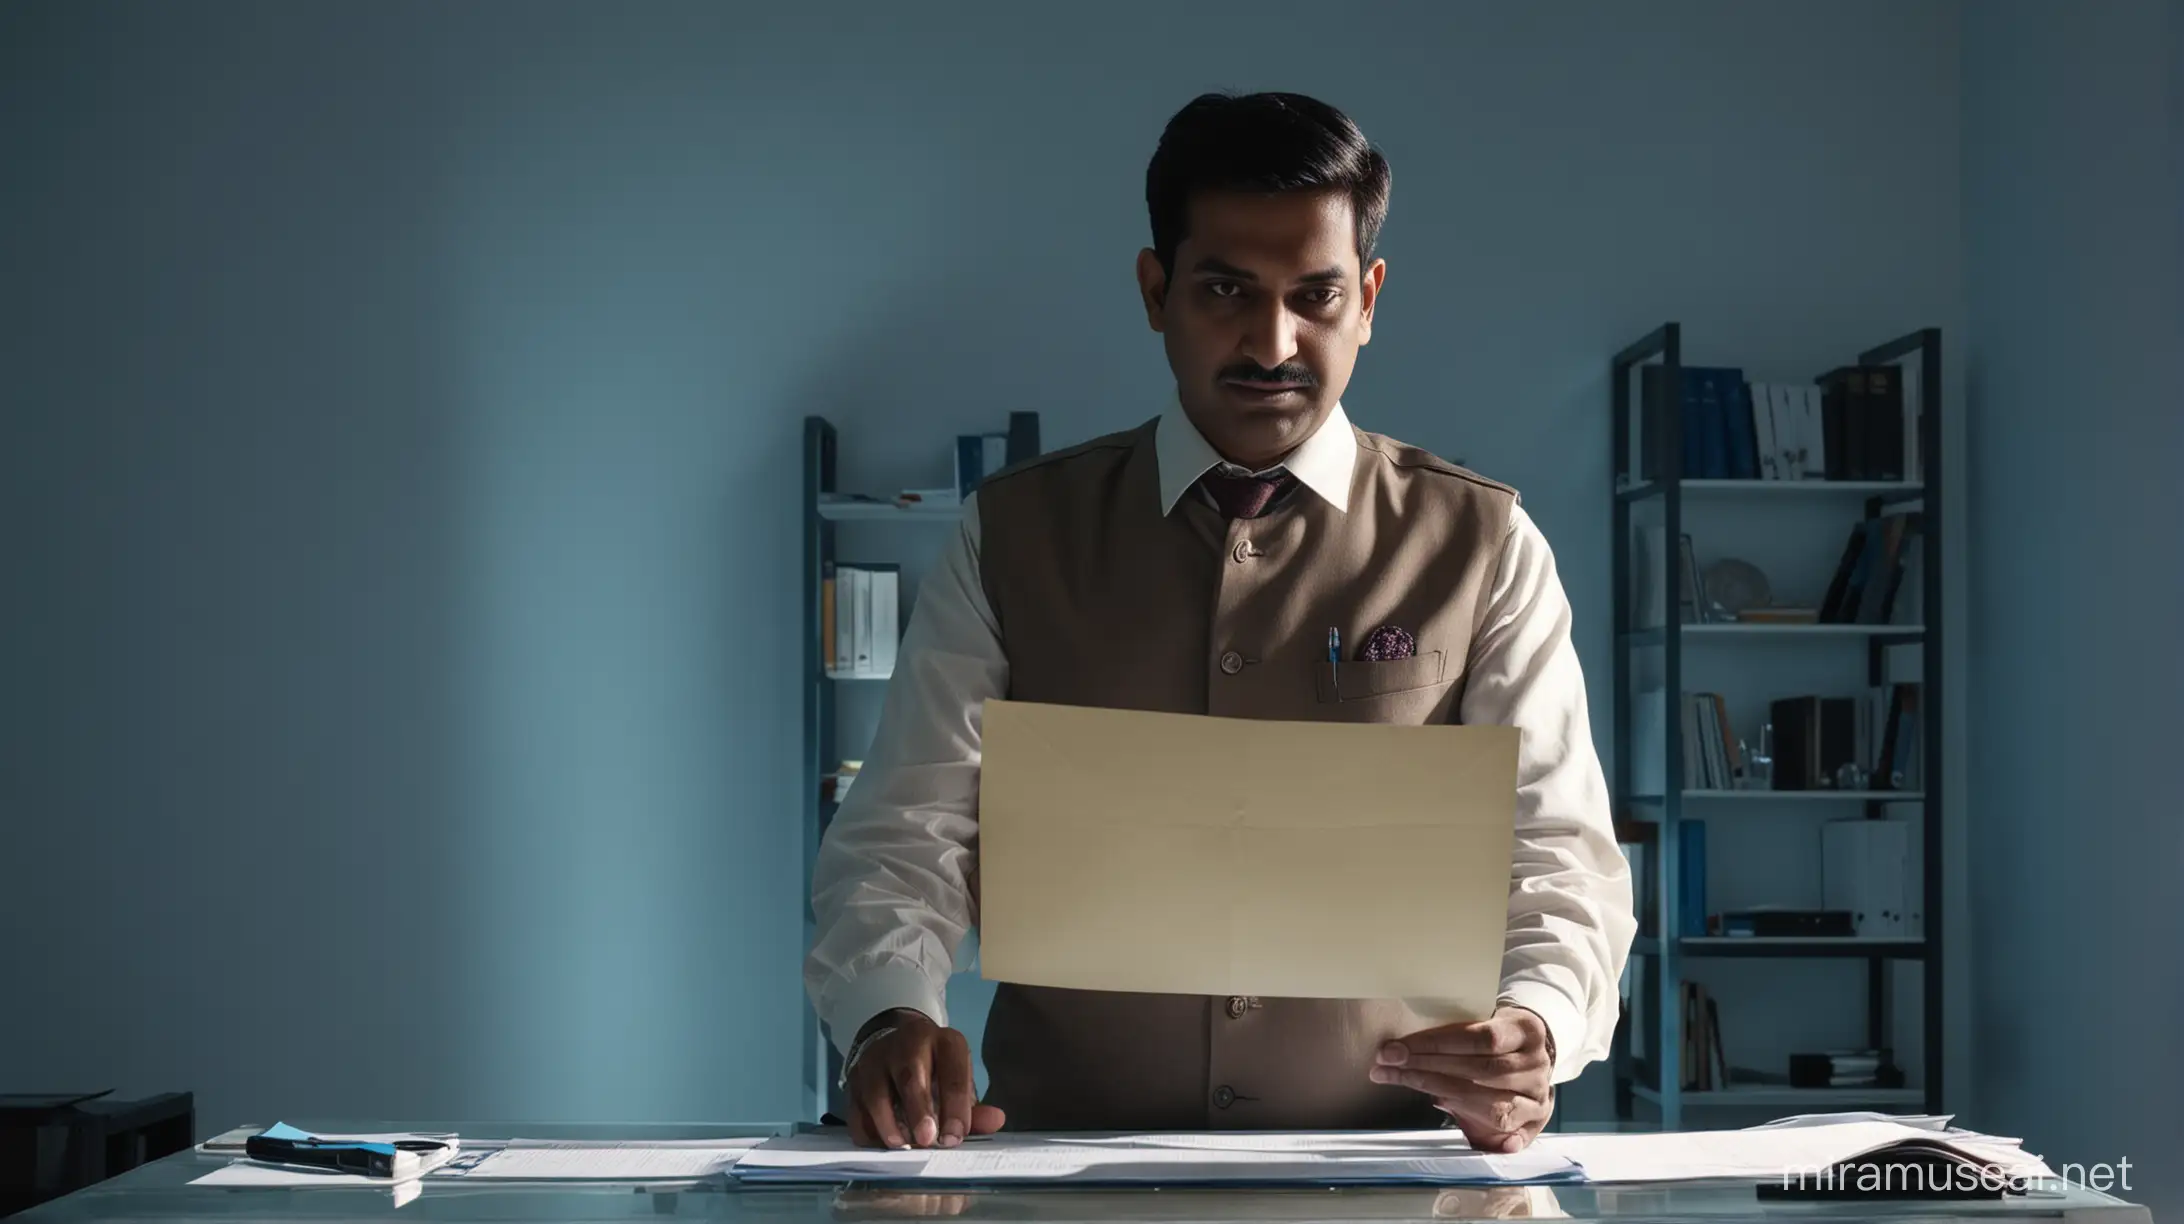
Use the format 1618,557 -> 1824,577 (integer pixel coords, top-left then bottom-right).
441,1139 -> 760,1181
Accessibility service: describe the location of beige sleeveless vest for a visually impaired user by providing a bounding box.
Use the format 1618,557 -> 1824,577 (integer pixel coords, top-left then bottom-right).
972,415 -> 1516,1131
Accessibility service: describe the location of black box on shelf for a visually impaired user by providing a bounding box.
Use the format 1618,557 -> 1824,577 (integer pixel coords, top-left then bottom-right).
1708,909 -> 1855,938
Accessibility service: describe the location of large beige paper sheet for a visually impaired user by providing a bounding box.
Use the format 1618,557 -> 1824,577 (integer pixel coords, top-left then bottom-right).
977,699 -> 1520,1021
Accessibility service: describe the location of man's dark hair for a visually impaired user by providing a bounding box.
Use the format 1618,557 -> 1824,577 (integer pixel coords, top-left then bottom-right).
1145,91 -> 1391,277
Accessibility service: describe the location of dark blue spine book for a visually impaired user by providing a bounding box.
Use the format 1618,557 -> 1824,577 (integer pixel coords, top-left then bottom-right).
1679,820 -> 1708,937
1682,378 -> 1707,479
1722,373 -> 1760,479
957,435 -> 991,500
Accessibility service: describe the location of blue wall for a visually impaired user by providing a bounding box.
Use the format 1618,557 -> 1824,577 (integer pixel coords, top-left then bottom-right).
1962,0 -> 2184,1213
2,0 -> 1969,1132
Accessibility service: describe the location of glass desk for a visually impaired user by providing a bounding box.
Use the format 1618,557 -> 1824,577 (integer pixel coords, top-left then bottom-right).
15,1121 -> 2150,1224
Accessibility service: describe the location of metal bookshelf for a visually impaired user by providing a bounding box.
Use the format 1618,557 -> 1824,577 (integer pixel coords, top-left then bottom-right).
799,411 -> 1040,1123
1607,323 -> 1944,1131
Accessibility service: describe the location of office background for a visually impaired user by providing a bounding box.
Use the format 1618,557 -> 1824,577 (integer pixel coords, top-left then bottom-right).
2,0 -> 2177,1213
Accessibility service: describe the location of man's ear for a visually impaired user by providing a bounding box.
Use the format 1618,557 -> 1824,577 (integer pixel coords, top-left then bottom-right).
1357,258 -> 1386,345
1135,248 -> 1169,332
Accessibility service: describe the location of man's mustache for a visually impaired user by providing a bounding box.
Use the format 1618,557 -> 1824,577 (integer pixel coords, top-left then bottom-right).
1218,362 -> 1317,386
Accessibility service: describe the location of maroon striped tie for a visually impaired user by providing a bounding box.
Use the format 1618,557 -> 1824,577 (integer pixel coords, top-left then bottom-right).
1198,470 -> 1296,519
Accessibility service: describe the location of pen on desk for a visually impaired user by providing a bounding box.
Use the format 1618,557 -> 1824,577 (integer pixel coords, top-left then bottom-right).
1327,626 -> 1340,696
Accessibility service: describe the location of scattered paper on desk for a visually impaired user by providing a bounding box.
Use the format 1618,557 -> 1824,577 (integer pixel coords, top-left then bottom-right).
1748,1110 -> 1957,1132
1535,1120 -> 2056,1184
740,1120 -> 2057,1189
977,699 -> 1519,1017
442,1140 -> 760,1181
733,1129 -> 1577,1186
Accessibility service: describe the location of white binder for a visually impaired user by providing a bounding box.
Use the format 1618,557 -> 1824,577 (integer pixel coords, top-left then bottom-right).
1822,820 -> 1911,937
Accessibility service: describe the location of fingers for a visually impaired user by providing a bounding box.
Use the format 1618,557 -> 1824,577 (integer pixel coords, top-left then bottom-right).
1369,1015 -> 1554,1156
852,1093 -> 1003,1149
1376,1048 -> 1551,1091
848,1030 -> 916,1149
1433,1082 -> 1551,1153
851,1069 -> 909,1149
845,1023 -> 996,1150
832,1190 -> 971,1219
1385,1013 -> 1530,1061
889,1048 -> 940,1148
1372,1063 -> 1497,1102
931,1029 -> 977,1146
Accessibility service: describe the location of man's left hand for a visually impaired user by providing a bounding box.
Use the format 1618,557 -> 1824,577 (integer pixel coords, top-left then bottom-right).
1370,1006 -> 1556,1153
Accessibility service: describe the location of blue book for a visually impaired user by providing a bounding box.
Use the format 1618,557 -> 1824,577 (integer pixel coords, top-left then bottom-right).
1683,367 -> 1748,478
1680,378 -> 1706,479
1722,374 -> 1760,479
1678,821 -> 1708,937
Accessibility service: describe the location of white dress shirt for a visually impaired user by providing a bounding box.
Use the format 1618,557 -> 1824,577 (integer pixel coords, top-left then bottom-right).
804,402 -> 1635,1084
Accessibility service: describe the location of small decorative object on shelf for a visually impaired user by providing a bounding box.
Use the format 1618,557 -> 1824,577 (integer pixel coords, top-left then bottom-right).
1740,724 -> 1774,790
1701,557 -> 1770,621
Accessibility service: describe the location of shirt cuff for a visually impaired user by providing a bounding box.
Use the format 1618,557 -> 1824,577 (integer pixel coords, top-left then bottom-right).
1498,980 -> 1587,1084
823,961 -> 950,1056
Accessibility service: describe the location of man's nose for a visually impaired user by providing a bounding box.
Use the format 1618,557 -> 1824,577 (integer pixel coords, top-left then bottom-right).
1238,301 -> 1300,371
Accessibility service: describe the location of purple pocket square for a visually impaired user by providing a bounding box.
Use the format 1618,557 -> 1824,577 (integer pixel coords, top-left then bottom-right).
1357,624 -> 1416,661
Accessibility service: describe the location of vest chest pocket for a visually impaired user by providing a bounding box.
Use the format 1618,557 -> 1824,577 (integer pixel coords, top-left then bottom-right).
1313,649 -> 1448,704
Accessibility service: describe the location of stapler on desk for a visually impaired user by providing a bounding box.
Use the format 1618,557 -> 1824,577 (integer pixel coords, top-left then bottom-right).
1756,1139 -> 2025,1201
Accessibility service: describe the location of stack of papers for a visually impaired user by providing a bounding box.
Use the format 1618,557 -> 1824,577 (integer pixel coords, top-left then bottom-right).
1534,1114 -> 2055,1185
733,1114 -> 2056,1189
438,1139 -> 762,1182
734,1130 -> 1578,1186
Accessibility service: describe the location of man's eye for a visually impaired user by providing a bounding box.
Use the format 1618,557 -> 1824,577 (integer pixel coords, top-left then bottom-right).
1206,282 -> 1242,299
1304,288 -> 1341,306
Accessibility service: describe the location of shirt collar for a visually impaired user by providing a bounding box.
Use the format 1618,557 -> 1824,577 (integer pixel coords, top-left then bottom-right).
1154,398 -> 1357,516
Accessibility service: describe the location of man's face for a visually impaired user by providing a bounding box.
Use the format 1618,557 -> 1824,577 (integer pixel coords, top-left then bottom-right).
1136,188 -> 1385,469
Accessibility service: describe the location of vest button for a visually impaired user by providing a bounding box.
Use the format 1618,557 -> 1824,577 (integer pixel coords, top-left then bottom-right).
1218,651 -> 1244,675
1212,1085 -> 1236,1109
1230,540 -> 1253,564
1225,995 -> 1248,1019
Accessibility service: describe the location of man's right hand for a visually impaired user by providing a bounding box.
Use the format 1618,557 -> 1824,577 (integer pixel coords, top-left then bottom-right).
844,1010 -> 1006,1149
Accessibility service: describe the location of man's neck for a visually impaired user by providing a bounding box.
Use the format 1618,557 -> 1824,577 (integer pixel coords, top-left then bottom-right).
1213,449 -> 1294,475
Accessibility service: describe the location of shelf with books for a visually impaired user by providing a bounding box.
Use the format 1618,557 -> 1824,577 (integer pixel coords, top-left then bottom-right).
1623,624 -> 1923,648
1633,1084 -> 1925,1109
1616,478 -> 1923,503
815,497 -> 965,522
1635,790 -> 1925,803
801,411 -> 1041,1125
1617,979 -> 1919,1105
1634,935 -> 1928,959
1685,622 -> 1923,638
1607,323 -> 1944,1132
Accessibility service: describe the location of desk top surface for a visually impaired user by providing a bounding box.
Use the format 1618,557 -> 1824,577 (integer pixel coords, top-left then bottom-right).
17,1121 -> 2148,1224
